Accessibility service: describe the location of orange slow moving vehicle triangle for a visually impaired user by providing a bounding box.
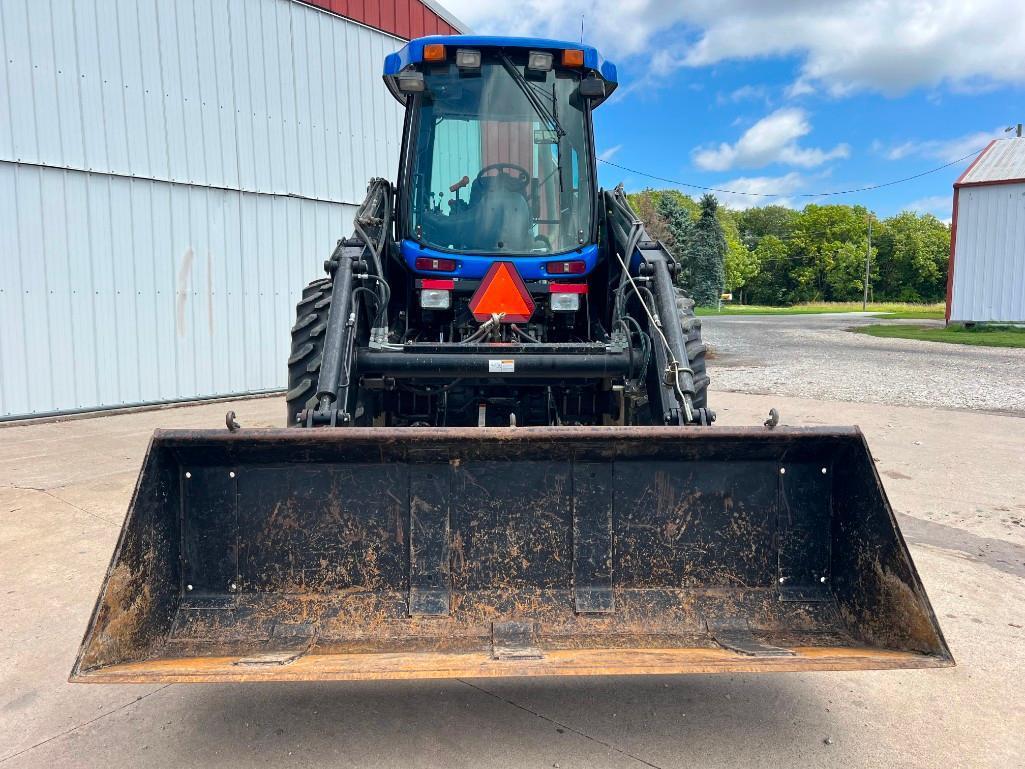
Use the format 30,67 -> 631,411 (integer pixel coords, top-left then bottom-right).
468,262 -> 535,323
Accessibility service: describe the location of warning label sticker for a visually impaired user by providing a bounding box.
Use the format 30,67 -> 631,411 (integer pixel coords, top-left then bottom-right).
488,359 -> 515,373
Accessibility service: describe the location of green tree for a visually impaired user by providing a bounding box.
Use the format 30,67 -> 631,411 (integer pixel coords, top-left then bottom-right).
745,234 -> 792,305
736,205 -> 801,248
824,241 -> 870,299
623,189 -> 948,307
717,208 -> 759,294
873,212 -> 950,302
627,190 -> 671,246
731,207 -> 801,303
787,205 -> 872,301
658,189 -> 700,219
628,189 -> 700,288
690,194 -> 727,305
657,193 -> 695,287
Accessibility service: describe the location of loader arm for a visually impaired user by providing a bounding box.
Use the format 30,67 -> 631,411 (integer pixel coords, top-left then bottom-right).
604,186 -> 712,426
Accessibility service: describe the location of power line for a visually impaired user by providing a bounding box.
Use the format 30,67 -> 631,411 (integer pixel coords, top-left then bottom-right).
598,148 -> 983,199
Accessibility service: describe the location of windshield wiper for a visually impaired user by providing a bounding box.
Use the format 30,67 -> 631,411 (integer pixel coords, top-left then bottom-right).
499,54 -> 565,138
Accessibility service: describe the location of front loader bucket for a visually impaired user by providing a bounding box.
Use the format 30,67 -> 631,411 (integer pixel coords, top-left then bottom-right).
71,426 -> 951,683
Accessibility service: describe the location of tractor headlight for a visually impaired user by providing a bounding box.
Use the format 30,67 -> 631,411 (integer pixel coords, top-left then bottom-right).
550,292 -> 580,312
420,289 -> 451,310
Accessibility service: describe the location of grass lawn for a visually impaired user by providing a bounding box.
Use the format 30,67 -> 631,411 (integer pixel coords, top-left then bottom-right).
874,308 -> 947,319
853,323 -> 1025,348
696,302 -> 945,319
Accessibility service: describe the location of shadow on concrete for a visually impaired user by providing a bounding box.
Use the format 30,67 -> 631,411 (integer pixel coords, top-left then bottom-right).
898,512 -> 1025,578
139,674 -> 844,769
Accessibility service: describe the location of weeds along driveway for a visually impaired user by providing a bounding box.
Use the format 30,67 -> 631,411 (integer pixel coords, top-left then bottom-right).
702,312 -> 1025,414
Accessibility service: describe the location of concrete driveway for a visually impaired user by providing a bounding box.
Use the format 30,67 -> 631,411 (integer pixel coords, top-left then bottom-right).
703,312 -> 1025,414
2,391 -> 1023,769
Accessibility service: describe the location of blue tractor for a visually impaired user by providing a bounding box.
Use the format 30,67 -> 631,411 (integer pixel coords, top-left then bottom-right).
284,35 -> 711,429
73,37 -> 950,684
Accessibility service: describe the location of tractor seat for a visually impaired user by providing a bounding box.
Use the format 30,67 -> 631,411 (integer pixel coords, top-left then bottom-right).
468,178 -> 532,252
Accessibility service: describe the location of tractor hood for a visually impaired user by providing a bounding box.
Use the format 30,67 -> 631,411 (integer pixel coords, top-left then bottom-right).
383,35 -> 619,106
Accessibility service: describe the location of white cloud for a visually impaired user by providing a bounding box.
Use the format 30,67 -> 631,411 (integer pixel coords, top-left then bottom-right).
784,79 -> 816,99
441,0 -> 1025,96
716,84 -> 770,106
692,108 -> 849,171
879,127 -> 1005,163
597,144 -> 623,161
884,141 -> 919,161
927,130 -> 1001,162
906,195 -> 953,219
712,171 -> 806,209
680,1 -> 1025,97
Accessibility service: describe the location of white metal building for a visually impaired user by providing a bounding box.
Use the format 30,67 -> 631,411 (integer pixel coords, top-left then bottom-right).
0,0 -> 464,420
947,137 -> 1025,324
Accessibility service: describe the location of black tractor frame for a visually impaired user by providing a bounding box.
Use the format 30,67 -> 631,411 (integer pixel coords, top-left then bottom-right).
287,182 -> 712,430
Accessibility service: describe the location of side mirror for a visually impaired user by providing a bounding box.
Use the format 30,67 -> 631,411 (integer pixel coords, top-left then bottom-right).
579,77 -> 606,99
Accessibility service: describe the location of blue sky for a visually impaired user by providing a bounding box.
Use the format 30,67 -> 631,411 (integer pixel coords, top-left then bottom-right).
441,0 -> 1025,220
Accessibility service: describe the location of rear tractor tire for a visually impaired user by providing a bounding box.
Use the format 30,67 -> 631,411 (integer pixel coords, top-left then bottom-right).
285,278 -> 331,426
634,291 -> 711,425
676,292 -> 710,411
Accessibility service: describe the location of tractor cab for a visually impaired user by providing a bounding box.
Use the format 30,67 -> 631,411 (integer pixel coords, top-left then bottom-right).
384,37 -> 618,280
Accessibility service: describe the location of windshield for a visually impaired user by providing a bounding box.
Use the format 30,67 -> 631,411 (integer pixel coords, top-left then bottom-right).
405,55 -> 594,255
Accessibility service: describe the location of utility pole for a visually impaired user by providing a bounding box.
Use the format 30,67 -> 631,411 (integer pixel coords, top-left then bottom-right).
1006,123 -> 1023,138
862,217 -> 872,310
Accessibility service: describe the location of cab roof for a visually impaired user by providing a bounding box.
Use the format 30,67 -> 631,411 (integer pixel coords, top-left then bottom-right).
383,35 -> 619,106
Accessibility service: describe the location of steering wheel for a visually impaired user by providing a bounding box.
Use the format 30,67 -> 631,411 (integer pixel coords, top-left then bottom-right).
476,162 -> 530,193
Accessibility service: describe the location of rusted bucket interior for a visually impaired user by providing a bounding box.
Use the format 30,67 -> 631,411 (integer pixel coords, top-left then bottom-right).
71,426 -> 951,682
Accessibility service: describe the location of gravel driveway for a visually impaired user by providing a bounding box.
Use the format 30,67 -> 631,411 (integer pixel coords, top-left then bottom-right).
702,312 -> 1025,414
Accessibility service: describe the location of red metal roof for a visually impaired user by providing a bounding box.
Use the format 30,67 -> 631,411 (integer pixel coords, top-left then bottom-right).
297,0 -> 465,39
955,137 -> 1025,187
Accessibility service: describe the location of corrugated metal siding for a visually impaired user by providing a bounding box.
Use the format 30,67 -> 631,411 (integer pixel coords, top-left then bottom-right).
959,138 -> 1025,185
0,0 -> 407,419
0,0 -> 405,203
950,183 -> 1025,322
0,163 -> 352,417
